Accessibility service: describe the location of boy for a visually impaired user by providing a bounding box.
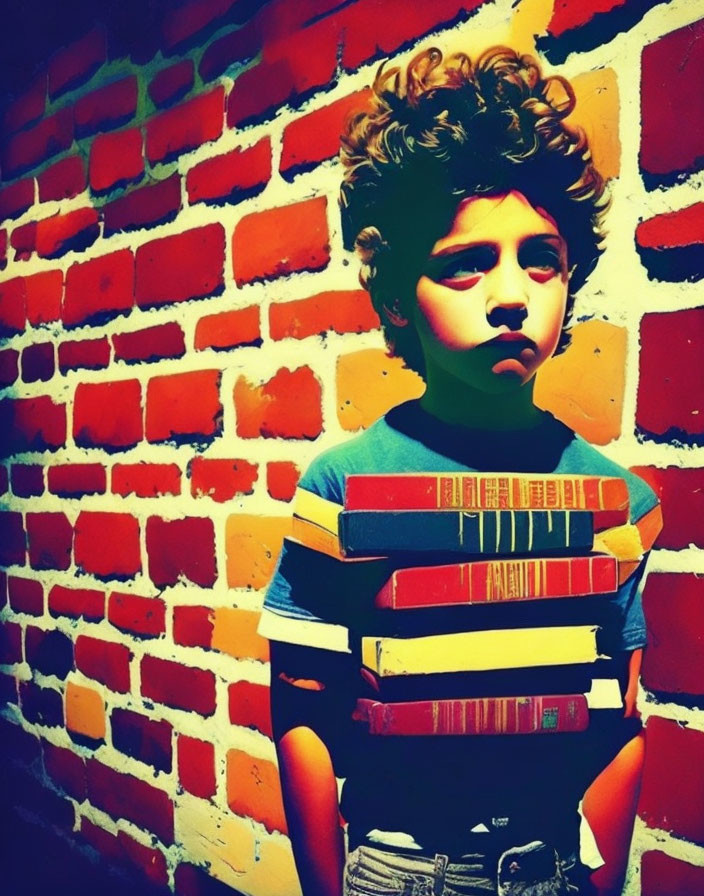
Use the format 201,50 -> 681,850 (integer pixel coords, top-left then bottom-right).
259,46 -> 660,896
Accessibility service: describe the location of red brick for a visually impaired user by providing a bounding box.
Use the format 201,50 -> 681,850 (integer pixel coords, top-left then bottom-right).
113,321 -> 185,364
8,576 -> 43,615
233,197 -> 329,285
0,467 -> 7,496
0,348 -> 17,386
48,463 -> 106,497
642,573 -> 704,695
340,0 -> 483,70
631,466 -> 704,550
0,395 -> 66,454
235,366 -> 323,439
281,90 -> 371,178
146,369 -> 221,443
636,203 -> 704,282
638,309 -> 704,439
89,128 -> 144,193
74,511 -> 141,580
0,512 -> 25,566
74,76 -> 138,137
73,379 -> 142,449
146,516 -> 217,588
37,156 -> 87,202
228,680 -> 272,737
177,735 -> 216,799
190,457 -> 258,502
173,605 -> 213,648
135,223 -> 225,308
266,461 -> 300,502
2,108 -> 73,177
19,680 -> 63,727
186,139 -> 270,206
0,276 -> 26,335
25,625 -> 74,678
21,342 -> 54,383
10,221 -> 36,261
48,27 -> 106,98
35,207 -> 100,259
26,512 -> 72,570
75,635 -> 131,693
24,269 -> 63,325
0,229 -> 6,270
0,178 -> 34,222
111,707 -> 172,772
270,289 -> 379,340
641,851 -> 704,896
4,75 -> 46,135
11,463 -> 44,497
116,831 -> 169,888
162,0 -> 243,52
141,655 -> 216,715
149,60 -> 194,108
0,621 -> 23,664
227,19 -> 338,127
640,716 -> 704,843
146,87 -> 224,165
641,20 -> 704,181
194,306 -> 260,351
81,817 -> 125,863
199,22 -> 261,83
86,758 -> 173,844
112,463 -> 182,497
103,174 -> 182,237
546,0 -> 628,38
49,584 -> 104,621
108,592 -> 166,638
58,337 -> 110,373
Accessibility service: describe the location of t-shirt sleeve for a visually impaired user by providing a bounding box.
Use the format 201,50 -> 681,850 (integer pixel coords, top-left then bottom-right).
257,454 -> 351,653
611,553 -> 650,651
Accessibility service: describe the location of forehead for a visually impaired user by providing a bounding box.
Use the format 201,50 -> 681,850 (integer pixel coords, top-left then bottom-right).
431,190 -> 562,253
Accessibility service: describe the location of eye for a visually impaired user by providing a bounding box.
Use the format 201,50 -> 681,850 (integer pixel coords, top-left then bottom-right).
425,246 -> 496,289
519,242 -> 564,278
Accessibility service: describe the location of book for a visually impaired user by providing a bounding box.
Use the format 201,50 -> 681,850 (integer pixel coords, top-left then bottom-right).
361,625 -> 605,677
344,473 -> 629,530
291,488 -> 344,558
340,509 -> 594,557
375,555 -> 618,610
352,679 -> 622,736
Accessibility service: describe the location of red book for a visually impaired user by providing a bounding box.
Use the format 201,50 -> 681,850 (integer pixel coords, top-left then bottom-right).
375,555 -> 618,610
344,473 -> 629,530
353,693 -> 590,735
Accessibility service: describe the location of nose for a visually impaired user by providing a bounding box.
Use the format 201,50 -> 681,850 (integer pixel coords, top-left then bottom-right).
485,256 -> 528,330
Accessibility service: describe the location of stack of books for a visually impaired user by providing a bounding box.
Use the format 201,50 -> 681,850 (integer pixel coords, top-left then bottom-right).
286,473 -> 636,736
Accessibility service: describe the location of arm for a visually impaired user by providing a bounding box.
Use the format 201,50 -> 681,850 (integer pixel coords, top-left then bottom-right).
623,647 -> 642,718
271,641 -> 354,896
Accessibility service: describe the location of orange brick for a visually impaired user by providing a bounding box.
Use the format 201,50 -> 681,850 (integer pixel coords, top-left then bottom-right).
234,366 -> 322,439
336,349 -> 425,431
566,68 -> 620,181
212,607 -> 269,663
225,514 -> 291,592
65,680 -> 105,740
269,289 -> 379,341
534,319 -> 626,446
226,749 -> 286,834
194,305 -> 260,351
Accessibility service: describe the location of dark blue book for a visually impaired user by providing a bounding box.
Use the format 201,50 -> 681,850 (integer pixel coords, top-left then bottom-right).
339,509 -> 594,558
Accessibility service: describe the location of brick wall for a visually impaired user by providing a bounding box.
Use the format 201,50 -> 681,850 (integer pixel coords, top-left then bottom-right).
1,0 -> 703,893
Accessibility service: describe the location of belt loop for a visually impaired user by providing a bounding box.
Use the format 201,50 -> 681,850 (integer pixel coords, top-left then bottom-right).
432,853 -> 448,896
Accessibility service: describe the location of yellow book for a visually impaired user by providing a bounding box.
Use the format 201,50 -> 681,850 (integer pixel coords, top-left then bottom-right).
293,487 -> 342,534
361,625 -> 605,677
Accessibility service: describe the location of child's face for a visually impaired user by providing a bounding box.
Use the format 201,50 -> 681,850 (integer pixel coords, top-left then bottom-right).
413,190 -> 569,394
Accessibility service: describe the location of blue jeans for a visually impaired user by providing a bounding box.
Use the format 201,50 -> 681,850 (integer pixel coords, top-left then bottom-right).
343,846 -> 496,896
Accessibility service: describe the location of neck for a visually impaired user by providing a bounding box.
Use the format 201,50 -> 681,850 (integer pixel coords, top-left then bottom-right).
420,368 -> 544,431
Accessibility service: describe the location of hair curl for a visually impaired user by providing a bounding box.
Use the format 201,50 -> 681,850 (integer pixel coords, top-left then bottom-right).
339,46 -> 609,375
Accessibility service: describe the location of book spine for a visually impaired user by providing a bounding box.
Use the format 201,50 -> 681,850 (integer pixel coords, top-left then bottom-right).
344,474 -> 629,523
340,509 -> 594,557
355,694 -> 589,735
375,555 -> 618,609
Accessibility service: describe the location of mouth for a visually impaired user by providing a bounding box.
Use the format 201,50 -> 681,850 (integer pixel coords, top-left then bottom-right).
485,331 -> 535,348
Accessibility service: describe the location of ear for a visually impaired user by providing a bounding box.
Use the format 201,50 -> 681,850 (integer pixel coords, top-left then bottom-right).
383,302 -> 409,328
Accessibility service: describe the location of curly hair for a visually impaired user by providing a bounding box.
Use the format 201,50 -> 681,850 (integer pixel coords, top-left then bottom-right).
339,46 -> 609,375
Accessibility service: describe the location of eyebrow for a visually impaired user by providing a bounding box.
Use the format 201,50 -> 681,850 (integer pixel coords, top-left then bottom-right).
430,233 -> 566,258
